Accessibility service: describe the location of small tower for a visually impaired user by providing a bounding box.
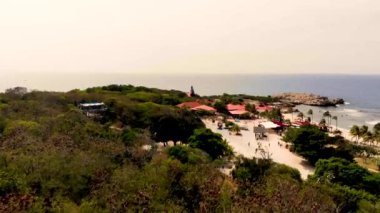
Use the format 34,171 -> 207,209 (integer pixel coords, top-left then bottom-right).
190,85 -> 195,97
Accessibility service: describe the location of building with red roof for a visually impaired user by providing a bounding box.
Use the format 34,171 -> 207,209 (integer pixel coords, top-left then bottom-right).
227,104 -> 246,111
177,102 -> 202,109
177,102 -> 216,113
256,105 -> 274,112
292,120 -> 310,127
226,104 -> 249,115
192,105 -> 216,112
229,110 -> 249,115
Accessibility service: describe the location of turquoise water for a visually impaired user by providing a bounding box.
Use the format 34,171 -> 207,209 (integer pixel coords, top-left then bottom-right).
1,73 -> 380,129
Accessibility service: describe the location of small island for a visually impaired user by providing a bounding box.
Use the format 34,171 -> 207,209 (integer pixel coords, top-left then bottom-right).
275,92 -> 345,106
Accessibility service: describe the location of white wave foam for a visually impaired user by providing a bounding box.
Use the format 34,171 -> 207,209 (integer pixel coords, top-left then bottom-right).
344,102 -> 350,105
342,108 -> 363,117
366,120 -> 380,125
343,109 -> 360,113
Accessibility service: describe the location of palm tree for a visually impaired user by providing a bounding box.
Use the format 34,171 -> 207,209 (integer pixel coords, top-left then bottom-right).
290,108 -> 294,121
307,109 -> 313,121
231,124 -> 241,135
332,116 -> 338,130
350,125 -> 360,143
359,125 -> 369,143
319,118 -> 327,131
374,123 -> 380,135
323,111 -> 331,126
291,108 -> 299,122
307,109 -> 313,123
319,118 -> 326,125
297,112 -> 304,121
374,123 -> 380,147
363,131 -> 375,146
376,134 -> 380,147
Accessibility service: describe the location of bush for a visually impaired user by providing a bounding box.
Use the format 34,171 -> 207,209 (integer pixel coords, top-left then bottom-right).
267,164 -> 301,182
319,183 -> 378,212
232,157 -> 272,182
0,170 -> 26,196
313,157 -> 380,196
167,146 -> 210,164
188,128 -> 232,160
3,120 -> 41,138
283,126 -> 355,165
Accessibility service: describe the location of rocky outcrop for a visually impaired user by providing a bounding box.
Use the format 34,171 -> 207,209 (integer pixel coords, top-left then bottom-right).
275,93 -> 344,107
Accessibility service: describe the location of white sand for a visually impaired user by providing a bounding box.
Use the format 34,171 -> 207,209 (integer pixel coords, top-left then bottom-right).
203,119 -> 314,180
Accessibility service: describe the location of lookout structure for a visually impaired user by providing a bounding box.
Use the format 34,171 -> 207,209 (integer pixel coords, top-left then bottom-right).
79,102 -> 107,118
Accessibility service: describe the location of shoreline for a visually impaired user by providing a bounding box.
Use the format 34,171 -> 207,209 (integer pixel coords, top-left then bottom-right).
291,104 -> 380,130
283,113 -> 351,139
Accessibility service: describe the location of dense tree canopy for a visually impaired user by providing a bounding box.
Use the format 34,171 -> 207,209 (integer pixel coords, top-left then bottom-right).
0,85 -> 378,212
283,126 -> 355,165
314,158 -> 380,196
283,126 -> 329,164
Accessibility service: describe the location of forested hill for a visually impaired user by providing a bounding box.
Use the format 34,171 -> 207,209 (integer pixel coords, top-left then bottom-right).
0,85 -> 379,212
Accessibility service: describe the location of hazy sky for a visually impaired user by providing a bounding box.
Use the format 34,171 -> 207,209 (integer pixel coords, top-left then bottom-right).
1,0 -> 380,74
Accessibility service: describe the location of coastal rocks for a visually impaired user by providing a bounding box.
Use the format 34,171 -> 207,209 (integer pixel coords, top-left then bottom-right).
275,93 -> 344,107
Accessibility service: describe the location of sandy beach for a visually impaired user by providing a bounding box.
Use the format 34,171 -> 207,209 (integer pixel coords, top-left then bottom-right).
203,119 -> 314,179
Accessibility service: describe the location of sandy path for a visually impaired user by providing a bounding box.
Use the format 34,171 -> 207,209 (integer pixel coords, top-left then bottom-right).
203,119 -> 314,179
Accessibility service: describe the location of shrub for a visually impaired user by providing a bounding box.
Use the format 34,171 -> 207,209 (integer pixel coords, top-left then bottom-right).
188,128 -> 232,160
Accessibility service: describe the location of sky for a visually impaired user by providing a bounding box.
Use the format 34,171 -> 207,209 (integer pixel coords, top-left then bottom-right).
1,0 -> 380,75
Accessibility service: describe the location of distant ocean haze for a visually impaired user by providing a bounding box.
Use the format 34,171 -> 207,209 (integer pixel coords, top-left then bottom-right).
2,72 -> 380,129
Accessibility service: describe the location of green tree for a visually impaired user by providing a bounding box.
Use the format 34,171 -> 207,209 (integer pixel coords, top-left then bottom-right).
230,124 -> 241,135
260,108 -> 283,121
232,157 -> 272,183
297,112 -> 304,121
373,123 -> 380,146
188,128 -> 232,160
332,115 -> 338,130
359,125 -> 369,143
283,126 -> 329,165
245,103 -> 257,114
307,109 -> 313,122
319,118 -> 326,125
373,122 -> 380,135
0,116 -> 6,136
350,125 -> 360,143
323,111 -> 331,126
150,109 -> 204,145
0,170 -> 26,196
213,101 -> 228,114
319,118 -> 327,131
363,131 -> 375,146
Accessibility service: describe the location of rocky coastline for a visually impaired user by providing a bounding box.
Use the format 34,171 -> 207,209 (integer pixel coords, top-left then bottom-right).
275,92 -> 344,107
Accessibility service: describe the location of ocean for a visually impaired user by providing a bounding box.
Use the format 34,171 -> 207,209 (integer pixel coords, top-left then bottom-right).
1,72 -> 380,130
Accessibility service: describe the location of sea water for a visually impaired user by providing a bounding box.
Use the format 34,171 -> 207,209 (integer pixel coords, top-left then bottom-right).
1,72 -> 379,130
